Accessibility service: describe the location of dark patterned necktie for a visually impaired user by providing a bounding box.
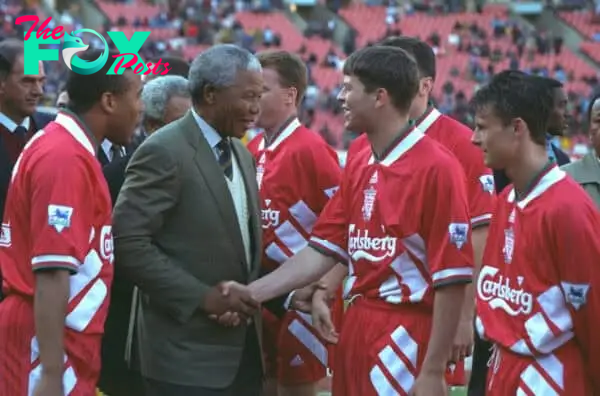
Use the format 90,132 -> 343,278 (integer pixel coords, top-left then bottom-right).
14,125 -> 28,140
111,144 -> 124,160
217,139 -> 233,180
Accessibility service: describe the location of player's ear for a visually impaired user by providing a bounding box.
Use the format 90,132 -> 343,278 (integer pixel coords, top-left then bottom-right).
512,117 -> 526,138
285,86 -> 297,106
419,77 -> 434,97
99,91 -> 117,114
373,87 -> 388,109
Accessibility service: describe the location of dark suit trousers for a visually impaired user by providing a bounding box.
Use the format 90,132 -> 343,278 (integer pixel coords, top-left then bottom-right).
143,326 -> 263,396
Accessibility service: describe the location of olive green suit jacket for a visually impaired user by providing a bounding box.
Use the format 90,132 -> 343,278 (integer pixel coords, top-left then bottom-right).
113,111 -> 263,388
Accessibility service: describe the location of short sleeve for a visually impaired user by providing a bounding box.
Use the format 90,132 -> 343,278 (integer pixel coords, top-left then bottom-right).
308,173 -> 349,264
422,160 -> 474,288
552,201 -> 600,391
29,155 -> 95,273
458,143 -> 496,228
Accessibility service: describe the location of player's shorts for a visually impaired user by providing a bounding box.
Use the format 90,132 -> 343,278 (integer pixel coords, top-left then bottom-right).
328,288 -> 345,370
0,295 -> 101,396
262,308 -> 328,386
331,297 -> 463,396
485,342 -> 593,395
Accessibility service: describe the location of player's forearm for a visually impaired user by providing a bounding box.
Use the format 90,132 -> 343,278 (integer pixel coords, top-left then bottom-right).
320,263 -> 348,297
250,246 -> 336,303
421,283 -> 468,374
461,226 -> 488,321
34,270 -> 70,375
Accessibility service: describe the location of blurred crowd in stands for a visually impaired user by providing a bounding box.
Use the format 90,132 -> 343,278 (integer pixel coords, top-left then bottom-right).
1,0 -> 599,156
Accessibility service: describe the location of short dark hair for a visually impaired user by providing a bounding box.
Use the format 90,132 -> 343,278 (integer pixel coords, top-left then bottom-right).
151,55 -> 190,77
470,70 -> 552,145
587,93 -> 600,123
0,39 -> 25,79
66,49 -> 132,113
257,50 -> 307,105
377,36 -> 436,79
342,46 -> 419,113
534,76 -> 563,91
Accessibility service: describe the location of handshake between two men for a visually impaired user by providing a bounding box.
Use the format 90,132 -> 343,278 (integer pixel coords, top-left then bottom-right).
203,281 -> 339,343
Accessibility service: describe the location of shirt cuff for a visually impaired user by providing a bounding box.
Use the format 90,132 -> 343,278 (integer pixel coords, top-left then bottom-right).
283,290 -> 296,310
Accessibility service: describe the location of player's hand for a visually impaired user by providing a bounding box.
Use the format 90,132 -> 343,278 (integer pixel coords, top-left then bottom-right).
33,371 -> 64,396
290,282 -> 327,313
450,319 -> 473,363
203,282 -> 259,319
311,289 -> 338,344
409,371 -> 447,396
208,311 -> 244,327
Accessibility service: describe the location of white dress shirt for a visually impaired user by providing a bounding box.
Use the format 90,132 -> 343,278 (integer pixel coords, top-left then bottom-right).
0,112 -> 30,133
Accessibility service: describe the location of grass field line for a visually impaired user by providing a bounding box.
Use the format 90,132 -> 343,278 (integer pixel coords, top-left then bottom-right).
316,387 -> 468,396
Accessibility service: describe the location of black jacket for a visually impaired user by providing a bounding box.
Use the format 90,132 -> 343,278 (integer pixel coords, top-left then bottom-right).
0,111 -> 54,221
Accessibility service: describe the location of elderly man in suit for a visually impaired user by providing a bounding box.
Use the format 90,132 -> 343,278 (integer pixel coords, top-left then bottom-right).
113,44 -> 264,396
0,39 -> 53,301
562,94 -> 600,209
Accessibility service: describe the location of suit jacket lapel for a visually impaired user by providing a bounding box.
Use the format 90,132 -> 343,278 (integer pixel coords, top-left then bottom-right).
578,152 -> 600,185
231,140 -> 261,273
97,148 -> 109,167
181,112 -> 248,272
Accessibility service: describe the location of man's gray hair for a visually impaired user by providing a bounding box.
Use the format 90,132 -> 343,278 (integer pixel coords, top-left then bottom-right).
142,75 -> 191,121
188,44 -> 262,104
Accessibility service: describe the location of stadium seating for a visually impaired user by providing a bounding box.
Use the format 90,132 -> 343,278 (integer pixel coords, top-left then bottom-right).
95,0 -> 596,151
560,10 -> 600,40
342,4 -> 596,97
560,10 -> 600,64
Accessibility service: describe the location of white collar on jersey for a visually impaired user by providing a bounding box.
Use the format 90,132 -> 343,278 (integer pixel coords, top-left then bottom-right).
55,112 -> 96,156
367,127 -> 425,167
414,107 -> 442,133
507,165 -> 566,209
258,117 -> 301,151
0,112 -> 30,133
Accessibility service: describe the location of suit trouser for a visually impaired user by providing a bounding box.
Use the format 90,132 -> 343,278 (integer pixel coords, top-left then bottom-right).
98,278 -> 144,396
143,328 -> 263,396
467,333 -> 491,396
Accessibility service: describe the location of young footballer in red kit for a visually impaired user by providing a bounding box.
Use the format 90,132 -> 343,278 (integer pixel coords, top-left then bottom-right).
223,46 -> 474,396
472,71 -> 600,395
0,50 -> 142,396
311,36 -> 494,387
246,50 -> 341,396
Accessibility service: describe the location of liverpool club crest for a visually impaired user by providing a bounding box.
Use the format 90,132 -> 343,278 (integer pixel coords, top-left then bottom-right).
362,171 -> 378,221
503,228 -> 514,264
256,153 -> 266,190
362,186 -> 376,221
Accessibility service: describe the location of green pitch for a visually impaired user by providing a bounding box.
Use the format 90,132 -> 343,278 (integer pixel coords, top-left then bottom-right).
317,386 -> 467,396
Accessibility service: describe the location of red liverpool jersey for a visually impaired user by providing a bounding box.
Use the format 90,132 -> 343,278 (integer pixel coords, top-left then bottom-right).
310,125 -> 474,305
476,164 -> 600,392
247,118 -> 341,271
0,111 -> 114,393
347,107 -> 495,227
